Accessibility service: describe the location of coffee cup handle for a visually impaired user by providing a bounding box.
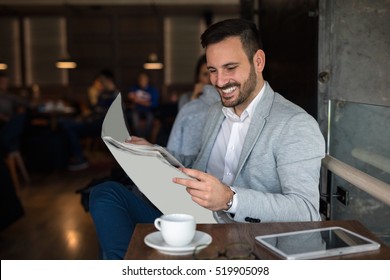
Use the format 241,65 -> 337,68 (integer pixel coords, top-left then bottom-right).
154,218 -> 162,231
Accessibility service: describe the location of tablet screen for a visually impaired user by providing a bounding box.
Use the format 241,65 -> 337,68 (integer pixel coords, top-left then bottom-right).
255,226 -> 380,259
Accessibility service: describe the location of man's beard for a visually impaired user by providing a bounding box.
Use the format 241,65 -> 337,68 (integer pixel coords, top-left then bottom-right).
218,64 -> 257,108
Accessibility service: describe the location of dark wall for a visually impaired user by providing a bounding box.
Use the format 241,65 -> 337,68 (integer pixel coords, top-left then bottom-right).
258,0 -> 318,118
0,4 -> 238,99
68,12 -> 164,93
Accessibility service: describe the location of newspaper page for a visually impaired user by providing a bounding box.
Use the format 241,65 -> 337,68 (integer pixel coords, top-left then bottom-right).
101,93 -> 215,223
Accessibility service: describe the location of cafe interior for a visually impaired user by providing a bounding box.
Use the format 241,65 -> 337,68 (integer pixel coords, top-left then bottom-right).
0,0 -> 389,260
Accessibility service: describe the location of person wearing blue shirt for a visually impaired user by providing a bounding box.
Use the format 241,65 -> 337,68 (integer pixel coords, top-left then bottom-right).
127,72 -> 160,140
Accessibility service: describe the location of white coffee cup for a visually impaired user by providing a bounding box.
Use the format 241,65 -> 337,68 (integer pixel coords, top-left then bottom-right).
154,214 -> 196,247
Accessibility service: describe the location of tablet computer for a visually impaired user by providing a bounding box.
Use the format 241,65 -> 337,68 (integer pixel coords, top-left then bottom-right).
255,226 -> 380,259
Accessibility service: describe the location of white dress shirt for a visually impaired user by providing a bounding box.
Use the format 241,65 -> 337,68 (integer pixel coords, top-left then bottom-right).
207,84 -> 265,213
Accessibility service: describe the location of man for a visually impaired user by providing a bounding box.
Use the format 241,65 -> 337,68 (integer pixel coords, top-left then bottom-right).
0,72 -> 29,124
0,71 -> 30,156
89,18 -> 325,259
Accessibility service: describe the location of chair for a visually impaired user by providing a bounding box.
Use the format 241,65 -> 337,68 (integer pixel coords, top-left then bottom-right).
1,113 -> 30,194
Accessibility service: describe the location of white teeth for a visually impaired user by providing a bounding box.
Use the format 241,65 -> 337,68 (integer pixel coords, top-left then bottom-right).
222,86 -> 236,94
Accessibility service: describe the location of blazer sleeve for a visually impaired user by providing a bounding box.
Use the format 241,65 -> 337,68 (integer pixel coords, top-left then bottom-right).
231,112 -> 326,223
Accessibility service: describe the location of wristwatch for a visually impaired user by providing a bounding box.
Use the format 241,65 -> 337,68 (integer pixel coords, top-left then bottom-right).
226,189 -> 236,210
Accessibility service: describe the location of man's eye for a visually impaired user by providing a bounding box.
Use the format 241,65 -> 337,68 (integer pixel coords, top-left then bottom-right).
227,66 -> 237,71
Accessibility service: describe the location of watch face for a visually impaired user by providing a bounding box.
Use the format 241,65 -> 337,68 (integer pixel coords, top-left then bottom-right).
227,198 -> 233,208
226,189 -> 235,210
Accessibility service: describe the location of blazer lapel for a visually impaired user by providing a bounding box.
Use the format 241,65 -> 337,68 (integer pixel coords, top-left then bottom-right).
193,105 -> 225,171
234,82 -> 275,180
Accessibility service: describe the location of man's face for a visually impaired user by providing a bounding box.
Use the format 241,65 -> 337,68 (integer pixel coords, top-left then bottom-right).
206,37 -> 264,115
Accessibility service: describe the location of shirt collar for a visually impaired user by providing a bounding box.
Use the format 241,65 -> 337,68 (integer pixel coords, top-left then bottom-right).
222,83 -> 266,122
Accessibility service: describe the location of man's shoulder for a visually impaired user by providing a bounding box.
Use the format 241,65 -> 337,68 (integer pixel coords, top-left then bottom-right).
269,91 -> 313,121
254,86 -> 318,131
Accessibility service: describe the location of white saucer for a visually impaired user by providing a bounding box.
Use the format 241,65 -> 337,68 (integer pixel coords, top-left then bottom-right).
144,231 -> 212,255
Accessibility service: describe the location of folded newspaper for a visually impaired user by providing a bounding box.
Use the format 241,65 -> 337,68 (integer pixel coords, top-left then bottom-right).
101,93 -> 215,223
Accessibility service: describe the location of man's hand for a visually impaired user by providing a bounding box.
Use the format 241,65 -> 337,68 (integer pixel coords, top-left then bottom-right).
126,136 -> 152,146
173,167 -> 234,211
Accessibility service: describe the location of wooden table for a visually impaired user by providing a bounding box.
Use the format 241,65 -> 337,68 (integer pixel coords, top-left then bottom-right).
125,220 -> 390,260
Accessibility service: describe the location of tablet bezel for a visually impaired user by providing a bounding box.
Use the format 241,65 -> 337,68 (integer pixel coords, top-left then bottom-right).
255,226 -> 381,259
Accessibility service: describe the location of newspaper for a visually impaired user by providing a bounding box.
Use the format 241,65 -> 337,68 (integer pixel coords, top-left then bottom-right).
101,93 -> 215,223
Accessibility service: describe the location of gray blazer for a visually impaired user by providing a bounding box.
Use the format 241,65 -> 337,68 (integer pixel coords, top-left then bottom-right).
175,82 -> 325,223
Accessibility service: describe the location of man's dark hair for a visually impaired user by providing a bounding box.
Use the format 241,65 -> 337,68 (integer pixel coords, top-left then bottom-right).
200,18 -> 263,61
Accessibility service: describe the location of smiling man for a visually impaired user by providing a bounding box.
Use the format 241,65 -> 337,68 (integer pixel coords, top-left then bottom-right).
170,18 -> 325,223
89,18 -> 326,259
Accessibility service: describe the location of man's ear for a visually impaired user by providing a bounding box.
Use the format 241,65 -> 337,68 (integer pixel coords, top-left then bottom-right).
253,49 -> 265,73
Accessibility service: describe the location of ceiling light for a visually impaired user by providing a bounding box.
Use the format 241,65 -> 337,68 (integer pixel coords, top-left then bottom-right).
143,53 -> 163,70
56,52 -> 77,69
0,62 -> 8,70
56,59 -> 77,69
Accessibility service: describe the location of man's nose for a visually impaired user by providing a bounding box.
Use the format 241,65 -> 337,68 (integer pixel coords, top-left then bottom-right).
213,72 -> 229,88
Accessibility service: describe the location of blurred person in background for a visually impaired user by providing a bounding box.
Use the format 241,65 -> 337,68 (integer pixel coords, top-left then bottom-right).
60,69 -> 118,171
127,72 -> 159,140
178,54 -> 211,111
0,72 -> 30,157
167,54 -> 219,156
0,72 -> 29,125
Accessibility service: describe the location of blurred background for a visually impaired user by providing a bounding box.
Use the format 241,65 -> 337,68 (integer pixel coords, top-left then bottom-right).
0,0 -> 319,115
